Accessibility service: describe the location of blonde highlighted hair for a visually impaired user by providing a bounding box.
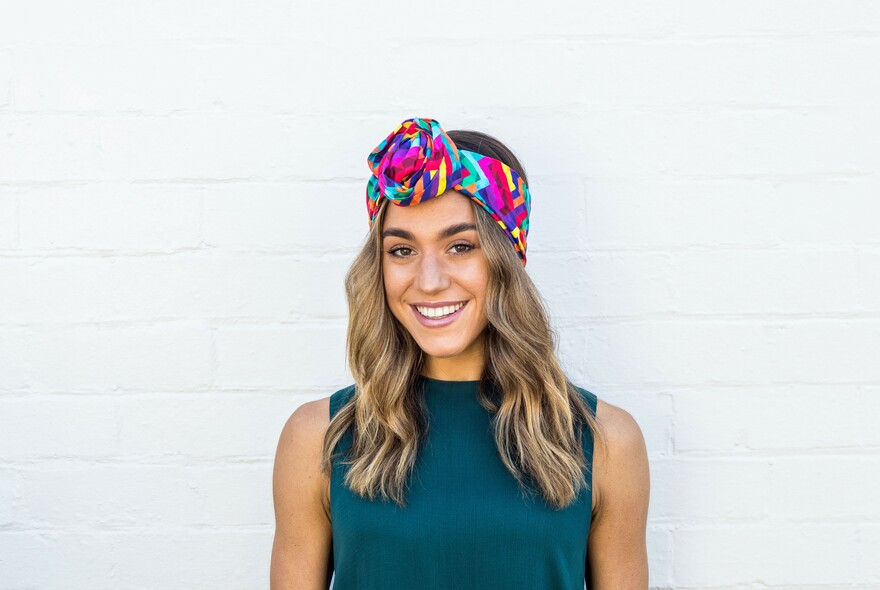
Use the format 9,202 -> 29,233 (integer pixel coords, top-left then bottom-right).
320,129 -> 606,510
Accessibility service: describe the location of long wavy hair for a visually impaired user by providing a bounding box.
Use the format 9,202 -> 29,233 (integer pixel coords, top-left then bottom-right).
320,128 -> 606,510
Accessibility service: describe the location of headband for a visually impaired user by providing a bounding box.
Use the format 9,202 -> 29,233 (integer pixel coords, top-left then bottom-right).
365,117 -> 531,265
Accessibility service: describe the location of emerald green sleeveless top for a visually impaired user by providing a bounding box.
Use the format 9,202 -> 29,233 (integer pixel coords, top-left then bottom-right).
327,375 -> 599,589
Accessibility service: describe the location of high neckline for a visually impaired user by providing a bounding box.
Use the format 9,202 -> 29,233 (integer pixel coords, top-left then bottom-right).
418,374 -> 480,391
420,375 -> 479,384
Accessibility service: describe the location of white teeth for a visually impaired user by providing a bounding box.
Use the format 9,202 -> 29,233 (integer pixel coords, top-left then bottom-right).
416,302 -> 465,318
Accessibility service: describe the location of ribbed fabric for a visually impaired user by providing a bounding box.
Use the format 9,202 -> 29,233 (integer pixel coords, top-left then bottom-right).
328,375 -> 598,590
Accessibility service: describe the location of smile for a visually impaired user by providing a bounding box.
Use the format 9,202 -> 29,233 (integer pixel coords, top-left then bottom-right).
410,301 -> 468,328
415,302 -> 466,318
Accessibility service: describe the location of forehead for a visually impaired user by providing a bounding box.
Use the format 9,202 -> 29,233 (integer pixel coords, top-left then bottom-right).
381,190 -> 475,232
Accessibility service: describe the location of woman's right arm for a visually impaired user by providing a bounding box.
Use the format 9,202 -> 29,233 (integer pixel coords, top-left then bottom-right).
270,397 -> 333,590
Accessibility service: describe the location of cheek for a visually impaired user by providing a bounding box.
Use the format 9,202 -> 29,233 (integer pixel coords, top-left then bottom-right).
463,265 -> 489,301
382,266 -> 407,303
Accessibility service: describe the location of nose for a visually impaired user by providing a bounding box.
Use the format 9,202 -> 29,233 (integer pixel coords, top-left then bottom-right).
415,249 -> 452,294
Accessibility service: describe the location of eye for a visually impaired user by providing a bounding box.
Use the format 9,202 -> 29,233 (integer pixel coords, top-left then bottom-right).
450,242 -> 475,255
387,245 -> 413,258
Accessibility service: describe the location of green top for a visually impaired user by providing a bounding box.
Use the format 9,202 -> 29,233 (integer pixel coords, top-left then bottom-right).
327,375 -> 599,589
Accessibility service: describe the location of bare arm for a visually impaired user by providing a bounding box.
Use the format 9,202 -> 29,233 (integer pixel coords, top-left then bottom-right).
587,399 -> 651,589
270,397 -> 333,590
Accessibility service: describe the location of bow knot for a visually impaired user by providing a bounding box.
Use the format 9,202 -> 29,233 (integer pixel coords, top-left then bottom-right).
365,117 -> 531,265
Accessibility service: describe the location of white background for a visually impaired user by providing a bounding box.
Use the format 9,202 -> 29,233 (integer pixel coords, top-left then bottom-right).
1,1 -> 879,588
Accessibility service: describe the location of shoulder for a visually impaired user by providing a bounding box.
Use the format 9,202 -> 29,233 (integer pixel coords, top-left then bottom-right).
271,394 -> 338,585
277,383 -> 356,453
582,397 -> 650,582
274,396 -> 332,476
595,398 -> 644,452
592,397 -> 650,516
275,384 -> 357,471
272,395 -> 333,526
274,385 -> 355,518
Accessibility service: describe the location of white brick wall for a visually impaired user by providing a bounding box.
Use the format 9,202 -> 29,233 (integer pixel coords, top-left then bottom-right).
1,1 -> 878,588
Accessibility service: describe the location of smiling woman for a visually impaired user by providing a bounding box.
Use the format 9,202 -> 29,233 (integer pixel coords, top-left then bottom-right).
270,118 -> 650,590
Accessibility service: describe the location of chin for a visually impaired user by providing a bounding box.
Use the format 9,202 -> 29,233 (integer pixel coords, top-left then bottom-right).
411,332 -> 480,359
418,345 -> 468,359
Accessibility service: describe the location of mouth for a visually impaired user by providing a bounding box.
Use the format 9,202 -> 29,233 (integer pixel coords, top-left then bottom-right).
410,301 -> 468,328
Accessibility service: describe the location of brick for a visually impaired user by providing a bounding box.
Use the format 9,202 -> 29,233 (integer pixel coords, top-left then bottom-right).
117,392 -> 309,459
214,323 -> 350,390
0,188 -> 17,249
646,525 -> 674,588
568,319 -> 880,385
0,114 -> 103,181
13,42 -> 391,115
14,44 -> 269,113
558,39 -> 880,108
0,50 -> 9,110
768,456 -> 880,521
0,530 -> 271,589
0,329 -> 29,391
0,324 -> 212,392
16,463 -> 272,527
0,256 -> 202,324
23,39 -> 880,114
860,524 -> 880,581
17,183 -> 201,251
201,182 -> 365,252
674,385 -> 880,451
668,249 -> 859,315
536,248 -> 860,317
2,1 -> 880,45
499,108 -> 880,180
637,0 -> 880,37
584,178 -> 880,249
17,107 -> 856,186
651,457 -> 771,521
0,0 -> 297,44
0,251 -> 350,323
674,524 -> 859,585
859,249 -> 880,312
98,114 -> 296,181
531,251 -> 676,319
396,39 -> 880,111
0,396 -> 118,459
0,469 -> 21,525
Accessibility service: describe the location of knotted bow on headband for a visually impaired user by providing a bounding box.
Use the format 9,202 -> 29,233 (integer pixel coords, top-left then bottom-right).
366,117 -> 531,265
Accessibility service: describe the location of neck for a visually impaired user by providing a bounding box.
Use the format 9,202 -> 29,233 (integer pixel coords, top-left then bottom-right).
420,332 -> 486,381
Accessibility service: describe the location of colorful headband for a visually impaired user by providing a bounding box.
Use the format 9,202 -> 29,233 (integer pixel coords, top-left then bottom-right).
366,117 -> 531,265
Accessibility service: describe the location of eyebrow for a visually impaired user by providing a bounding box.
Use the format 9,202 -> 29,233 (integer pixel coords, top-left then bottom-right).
381,222 -> 477,241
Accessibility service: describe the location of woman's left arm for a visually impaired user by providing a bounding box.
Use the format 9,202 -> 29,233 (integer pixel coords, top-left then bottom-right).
586,400 -> 651,589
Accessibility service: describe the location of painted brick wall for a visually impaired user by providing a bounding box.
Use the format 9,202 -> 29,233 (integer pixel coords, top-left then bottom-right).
1,1 -> 878,588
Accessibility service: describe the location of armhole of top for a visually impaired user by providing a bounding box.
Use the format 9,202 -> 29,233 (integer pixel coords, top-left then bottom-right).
582,388 -> 598,420
576,386 -> 599,494
575,386 -> 599,421
327,384 -> 357,527
329,384 -> 357,420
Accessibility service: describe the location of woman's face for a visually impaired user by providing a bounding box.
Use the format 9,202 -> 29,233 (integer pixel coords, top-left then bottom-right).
381,190 -> 490,369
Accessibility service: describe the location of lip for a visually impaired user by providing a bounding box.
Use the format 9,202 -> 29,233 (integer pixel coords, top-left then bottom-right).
410,301 -> 468,328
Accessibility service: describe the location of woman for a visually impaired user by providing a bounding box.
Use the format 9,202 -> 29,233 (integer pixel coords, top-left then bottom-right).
271,117 -> 650,589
